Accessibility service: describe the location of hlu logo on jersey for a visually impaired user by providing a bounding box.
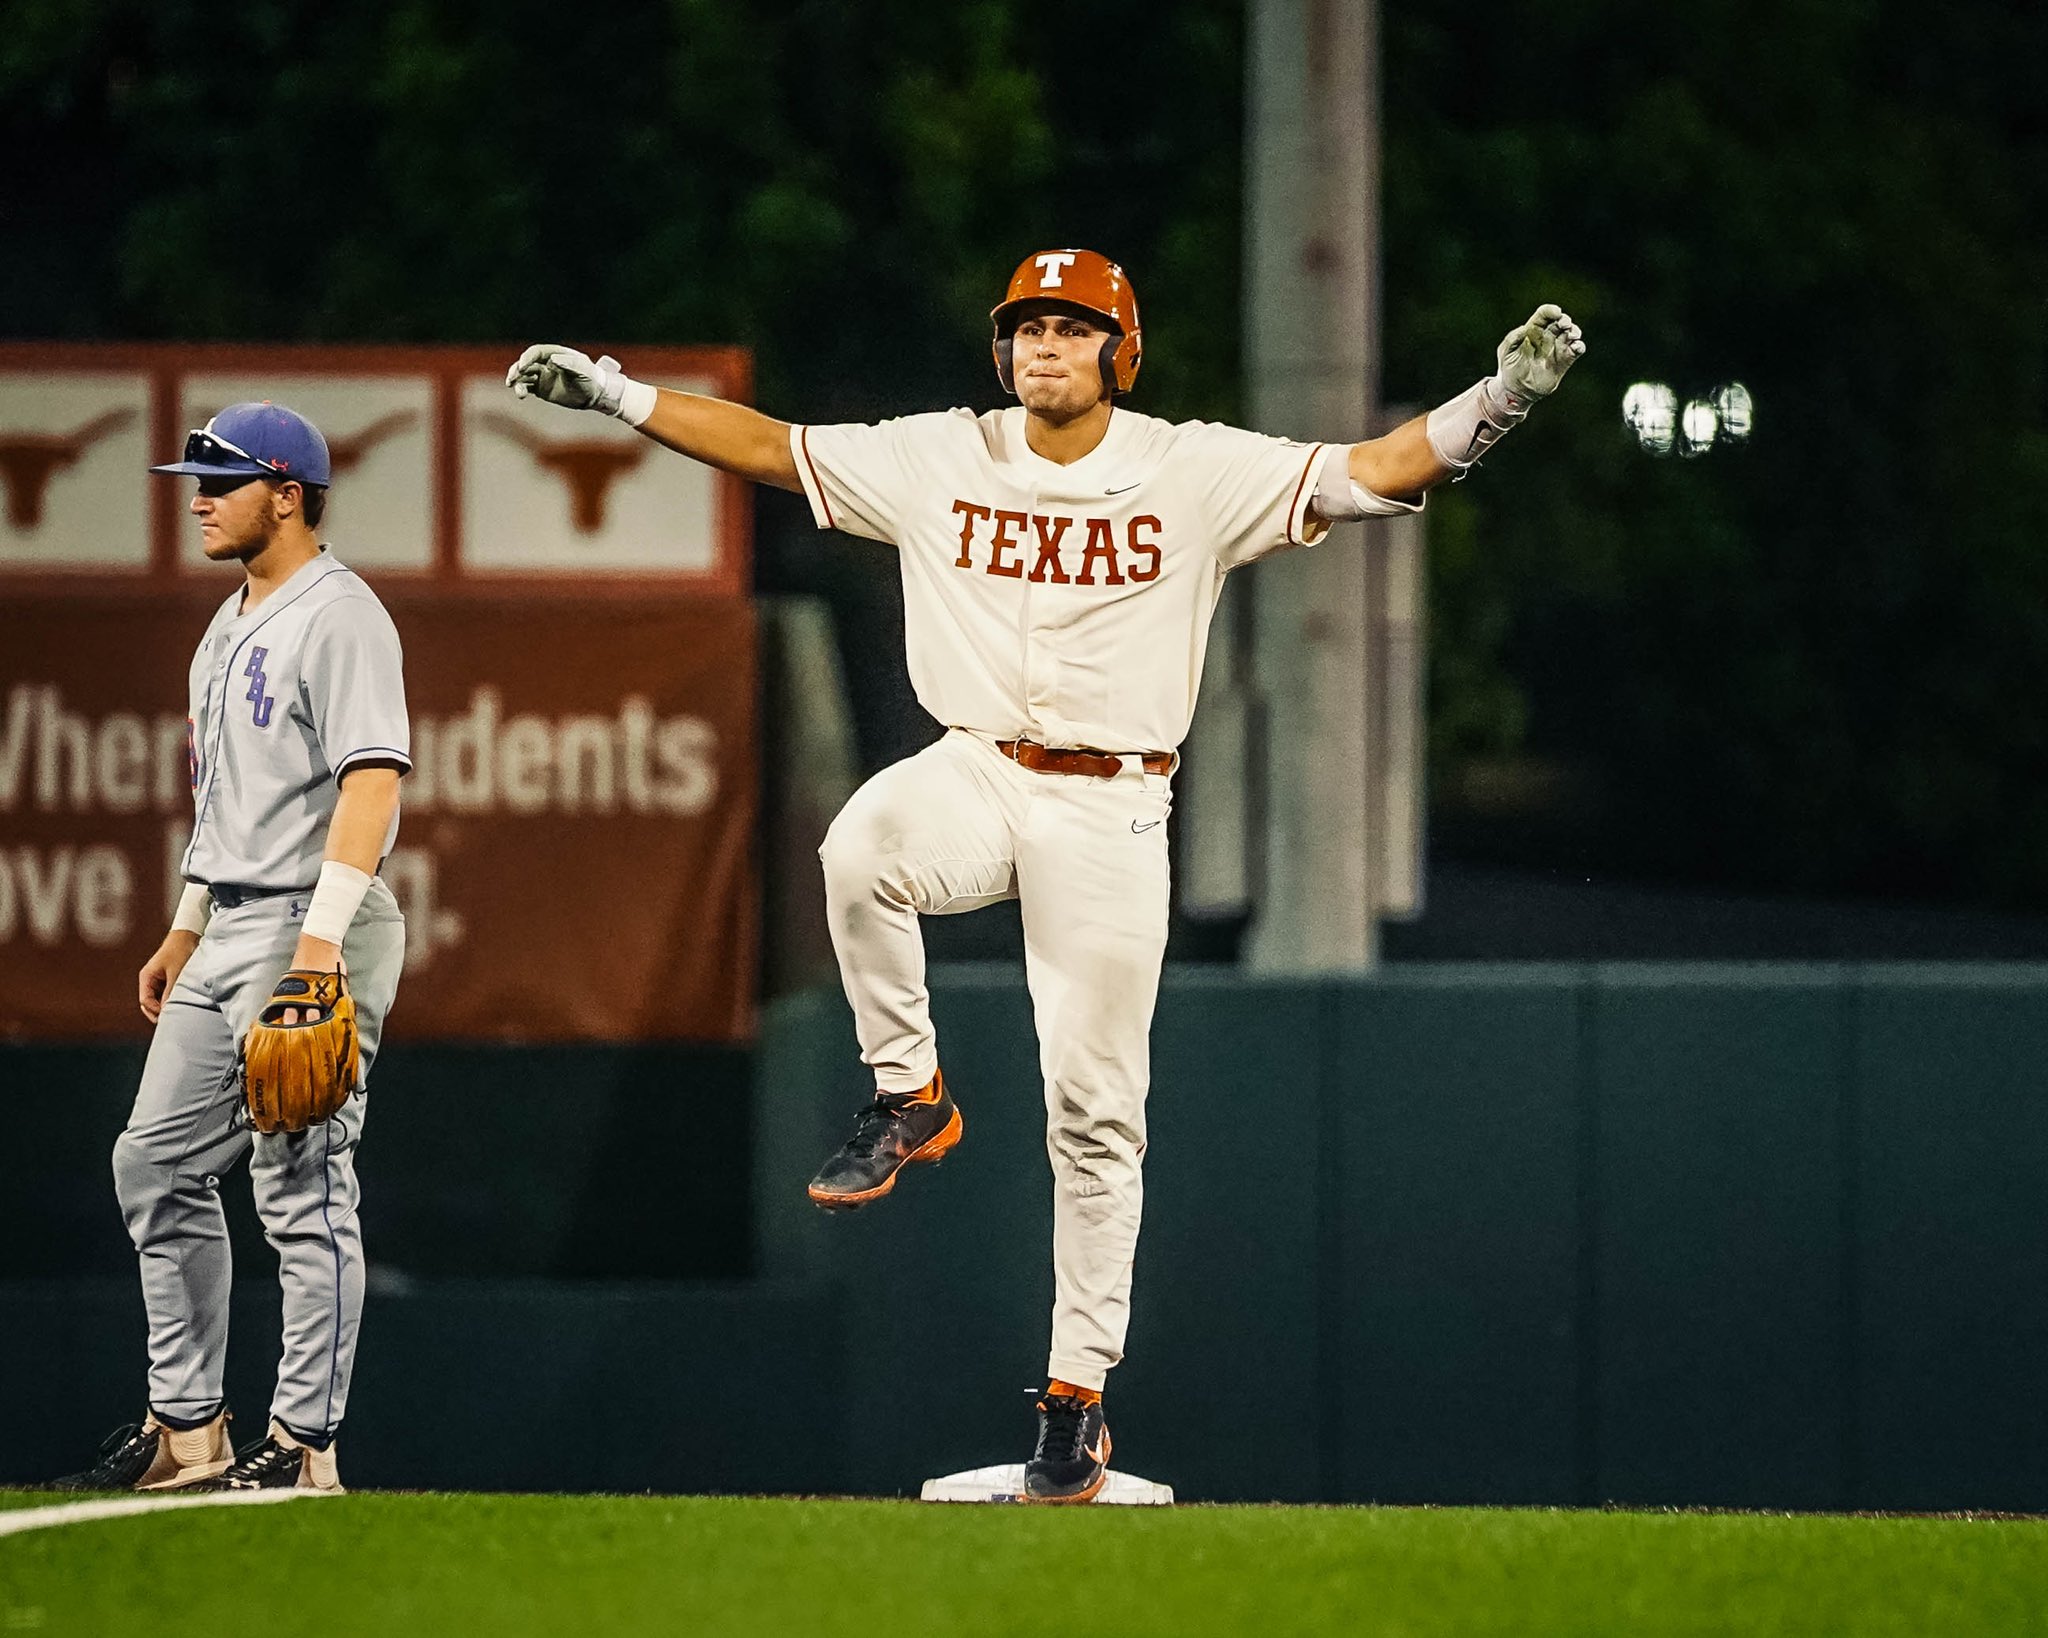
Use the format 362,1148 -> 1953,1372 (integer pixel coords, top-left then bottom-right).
244,648 -> 275,728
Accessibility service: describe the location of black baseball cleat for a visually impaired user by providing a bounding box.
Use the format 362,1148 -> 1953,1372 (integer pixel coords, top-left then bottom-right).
1024,1390 -> 1112,1504
46,1411 -> 233,1492
47,1423 -> 161,1492
190,1419 -> 343,1493
806,1071 -> 963,1210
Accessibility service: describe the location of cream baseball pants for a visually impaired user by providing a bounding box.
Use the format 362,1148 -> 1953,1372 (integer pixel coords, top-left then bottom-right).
818,728 -> 1173,1391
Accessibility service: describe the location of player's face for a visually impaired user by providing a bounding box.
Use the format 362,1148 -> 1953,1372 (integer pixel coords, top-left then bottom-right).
189,475 -> 289,562
1012,310 -> 1111,417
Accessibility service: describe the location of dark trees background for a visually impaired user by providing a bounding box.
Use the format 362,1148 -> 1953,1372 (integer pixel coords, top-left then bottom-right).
6,0 -> 2044,908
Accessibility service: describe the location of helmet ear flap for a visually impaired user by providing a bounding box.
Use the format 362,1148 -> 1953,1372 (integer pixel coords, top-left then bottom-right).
992,315 -> 1135,397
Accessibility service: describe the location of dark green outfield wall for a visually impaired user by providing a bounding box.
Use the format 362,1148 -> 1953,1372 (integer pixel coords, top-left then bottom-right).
756,965 -> 2048,1511
5,965 -> 2044,1506
0,1043 -> 755,1281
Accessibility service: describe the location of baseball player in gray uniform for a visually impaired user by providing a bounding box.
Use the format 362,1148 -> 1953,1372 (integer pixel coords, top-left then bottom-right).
50,402 -> 410,1494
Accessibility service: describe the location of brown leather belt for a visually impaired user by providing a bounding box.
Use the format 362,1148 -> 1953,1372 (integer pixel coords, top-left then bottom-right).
994,738 -> 1175,779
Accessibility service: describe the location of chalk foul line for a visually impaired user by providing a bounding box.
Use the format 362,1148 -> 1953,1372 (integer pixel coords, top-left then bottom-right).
0,1489 -> 326,1538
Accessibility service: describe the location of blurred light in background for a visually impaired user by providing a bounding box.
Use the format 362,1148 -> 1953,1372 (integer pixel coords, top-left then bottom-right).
1681,398 -> 1719,457
1624,382 -> 1754,457
1714,382 -> 1754,443
1623,382 -> 1678,455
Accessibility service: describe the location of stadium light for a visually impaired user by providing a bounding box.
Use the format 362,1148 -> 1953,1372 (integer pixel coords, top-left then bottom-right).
1714,383 -> 1754,443
1680,399 -> 1719,457
1624,381 -> 1755,458
1623,382 -> 1678,456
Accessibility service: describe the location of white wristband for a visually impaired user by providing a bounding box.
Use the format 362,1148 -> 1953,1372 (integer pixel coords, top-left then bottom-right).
302,861 -> 374,947
171,882 -> 212,937
593,355 -> 658,428
613,378 -> 658,427
1426,375 -> 1528,471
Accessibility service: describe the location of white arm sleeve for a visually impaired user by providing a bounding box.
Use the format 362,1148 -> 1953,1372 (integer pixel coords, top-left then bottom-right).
1425,376 -> 1526,471
1312,442 -> 1430,522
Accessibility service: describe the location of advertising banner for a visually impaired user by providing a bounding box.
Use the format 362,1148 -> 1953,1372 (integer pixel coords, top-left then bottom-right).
0,342 -> 757,1041
0,588 -> 756,1042
0,342 -> 751,592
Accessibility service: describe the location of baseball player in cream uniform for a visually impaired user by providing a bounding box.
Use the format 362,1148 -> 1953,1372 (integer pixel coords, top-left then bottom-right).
51,402 -> 409,1495
507,249 -> 1582,1501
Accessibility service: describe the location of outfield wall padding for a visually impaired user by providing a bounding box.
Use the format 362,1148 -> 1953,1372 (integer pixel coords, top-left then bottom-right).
0,1044 -> 753,1281
8,964 -> 2046,1505
0,1279 -> 838,1493
757,963 -> 2048,1511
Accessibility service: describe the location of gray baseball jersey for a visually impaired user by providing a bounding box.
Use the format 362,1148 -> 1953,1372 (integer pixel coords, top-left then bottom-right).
112,542 -> 411,1453
182,547 -> 411,889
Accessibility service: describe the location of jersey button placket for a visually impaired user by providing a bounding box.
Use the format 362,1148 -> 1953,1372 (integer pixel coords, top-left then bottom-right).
1022,488 -> 1058,729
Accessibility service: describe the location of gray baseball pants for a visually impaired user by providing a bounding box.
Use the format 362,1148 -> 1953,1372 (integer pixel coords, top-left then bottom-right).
113,882 -> 404,1442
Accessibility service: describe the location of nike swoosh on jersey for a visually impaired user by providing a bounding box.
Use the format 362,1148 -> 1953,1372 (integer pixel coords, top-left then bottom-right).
1104,482 -> 1141,495
1132,819 -> 1162,833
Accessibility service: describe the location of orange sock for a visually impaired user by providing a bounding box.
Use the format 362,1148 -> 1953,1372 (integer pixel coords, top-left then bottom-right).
1048,1379 -> 1102,1405
891,1070 -> 944,1106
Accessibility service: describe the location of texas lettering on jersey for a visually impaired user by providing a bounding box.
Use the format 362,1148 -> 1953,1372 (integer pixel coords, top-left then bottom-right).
793,404 -> 1418,753
948,502 -> 1163,586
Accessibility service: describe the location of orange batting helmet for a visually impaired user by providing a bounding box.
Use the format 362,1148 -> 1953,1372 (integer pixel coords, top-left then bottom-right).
991,249 -> 1143,397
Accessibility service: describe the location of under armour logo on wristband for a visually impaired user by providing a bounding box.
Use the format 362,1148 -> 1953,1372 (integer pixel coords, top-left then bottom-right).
1464,424 -> 1506,461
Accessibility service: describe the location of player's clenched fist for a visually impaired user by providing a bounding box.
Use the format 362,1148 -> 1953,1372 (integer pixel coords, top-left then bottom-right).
1424,302 -> 1585,469
137,930 -> 199,1024
1496,304 -> 1586,405
504,344 -> 630,415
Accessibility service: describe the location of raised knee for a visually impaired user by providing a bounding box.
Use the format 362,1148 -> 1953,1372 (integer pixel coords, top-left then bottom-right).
819,808 -> 901,899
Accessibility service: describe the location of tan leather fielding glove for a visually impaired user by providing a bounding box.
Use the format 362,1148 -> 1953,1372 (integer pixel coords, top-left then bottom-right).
240,969 -> 359,1134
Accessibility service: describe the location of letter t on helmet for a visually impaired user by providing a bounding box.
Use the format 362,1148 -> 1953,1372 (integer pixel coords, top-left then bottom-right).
991,249 -> 1143,397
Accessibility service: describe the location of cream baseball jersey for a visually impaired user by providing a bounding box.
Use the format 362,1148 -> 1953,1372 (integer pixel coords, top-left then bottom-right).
792,406 -> 1420,752
182,547 -> 411,889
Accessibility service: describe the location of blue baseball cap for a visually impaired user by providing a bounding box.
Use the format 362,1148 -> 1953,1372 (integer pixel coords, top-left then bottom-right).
150,400 -> 332,487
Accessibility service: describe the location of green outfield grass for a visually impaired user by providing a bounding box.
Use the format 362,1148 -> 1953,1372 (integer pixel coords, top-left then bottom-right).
0,1491 -> 2043,1637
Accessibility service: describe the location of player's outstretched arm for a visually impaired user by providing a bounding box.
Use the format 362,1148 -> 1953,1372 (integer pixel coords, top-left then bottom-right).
1330,304 -> 1586,511
503,344 -> 802,493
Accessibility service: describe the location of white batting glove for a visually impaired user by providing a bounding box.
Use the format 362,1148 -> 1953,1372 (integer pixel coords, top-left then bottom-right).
1427,304 -> 1586,471
503,344 -> 630,416
1492,304 -> 1586,412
